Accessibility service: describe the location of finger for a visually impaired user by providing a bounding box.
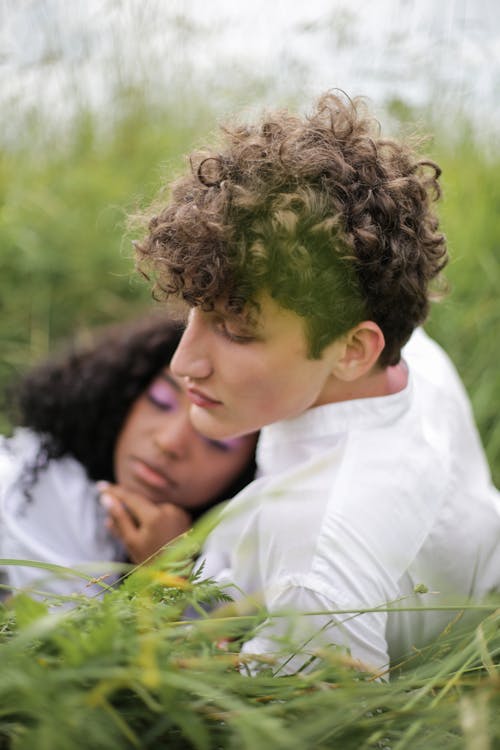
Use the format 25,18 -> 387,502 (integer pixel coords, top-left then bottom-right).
101,484 -> 158,524
155,502 -> 192,531
104,514 -> 122,541
100,492 -> 140,546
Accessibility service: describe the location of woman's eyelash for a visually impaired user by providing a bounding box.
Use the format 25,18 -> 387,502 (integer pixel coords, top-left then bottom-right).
205,438 -> 231,453
146,393 -> 173,410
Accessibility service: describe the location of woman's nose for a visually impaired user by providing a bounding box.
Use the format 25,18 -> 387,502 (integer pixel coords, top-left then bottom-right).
153,413 -> 194,460
171,309 -> 212,380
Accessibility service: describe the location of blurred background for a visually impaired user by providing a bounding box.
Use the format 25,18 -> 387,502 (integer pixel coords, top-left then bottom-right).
1,0 -> 499,482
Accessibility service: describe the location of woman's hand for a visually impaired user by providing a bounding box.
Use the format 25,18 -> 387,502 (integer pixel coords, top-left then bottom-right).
98,484 -> 192,564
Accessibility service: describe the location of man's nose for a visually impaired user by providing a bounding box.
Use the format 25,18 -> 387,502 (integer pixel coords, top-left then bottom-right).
171,309 -> 212,380
153,412 -> 193,460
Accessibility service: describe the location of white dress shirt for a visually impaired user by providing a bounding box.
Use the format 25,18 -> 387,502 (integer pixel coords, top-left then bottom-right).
201,329 -> 500,674
0,429 -> 125,600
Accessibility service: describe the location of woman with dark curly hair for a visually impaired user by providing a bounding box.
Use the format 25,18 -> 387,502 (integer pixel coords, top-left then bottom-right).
0,314 -> 257,600
134,91 -> 500,675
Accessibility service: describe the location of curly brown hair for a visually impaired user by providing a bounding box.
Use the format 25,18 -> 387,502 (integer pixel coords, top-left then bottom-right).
135,92 -> 448,366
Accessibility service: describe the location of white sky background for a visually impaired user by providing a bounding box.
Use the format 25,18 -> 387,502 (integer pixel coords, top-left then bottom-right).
1,0 -> 499,141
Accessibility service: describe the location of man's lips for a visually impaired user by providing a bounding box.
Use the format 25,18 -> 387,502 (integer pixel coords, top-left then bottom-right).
130,458 -> 175,490
186,386 -> 222,408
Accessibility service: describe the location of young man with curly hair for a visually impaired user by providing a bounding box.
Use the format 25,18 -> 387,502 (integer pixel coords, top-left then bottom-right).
135,93 -> 500,675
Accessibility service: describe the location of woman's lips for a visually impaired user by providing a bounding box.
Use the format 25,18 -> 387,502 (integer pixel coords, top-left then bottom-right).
130,458 -> 174,490
186,386 -> 222,408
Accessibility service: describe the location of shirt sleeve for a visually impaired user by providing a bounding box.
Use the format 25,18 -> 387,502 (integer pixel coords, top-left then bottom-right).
0,431 -> 125,602
240,579 -> 389,677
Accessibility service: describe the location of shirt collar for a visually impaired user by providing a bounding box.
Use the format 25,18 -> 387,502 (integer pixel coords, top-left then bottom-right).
257,366 -> 413,465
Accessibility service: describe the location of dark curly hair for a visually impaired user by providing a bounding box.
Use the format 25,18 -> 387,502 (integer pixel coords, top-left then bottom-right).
135,92 -> 448,366
8,314 -> 256,515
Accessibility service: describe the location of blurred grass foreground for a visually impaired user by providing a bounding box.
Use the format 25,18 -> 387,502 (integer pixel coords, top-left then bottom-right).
1,531 -> 500,750
1,5 -> 500,746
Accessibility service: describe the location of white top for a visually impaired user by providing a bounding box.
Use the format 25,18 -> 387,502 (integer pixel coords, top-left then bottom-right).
0,429 -> 125,601
201,329 -> 500,674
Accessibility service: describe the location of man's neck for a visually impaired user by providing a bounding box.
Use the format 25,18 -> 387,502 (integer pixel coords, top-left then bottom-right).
314,361 -> 408,407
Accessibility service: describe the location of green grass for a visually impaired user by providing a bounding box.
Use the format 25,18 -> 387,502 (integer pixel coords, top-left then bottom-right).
1,536 -> 499,750
0,90 -> 216,427
426,138 -> 500,484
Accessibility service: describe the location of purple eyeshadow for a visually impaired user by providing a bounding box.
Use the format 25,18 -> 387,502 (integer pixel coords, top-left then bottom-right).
147,378 -> 177,409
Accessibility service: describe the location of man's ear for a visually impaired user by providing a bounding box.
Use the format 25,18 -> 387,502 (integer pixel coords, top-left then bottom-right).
332,322 -> 385,381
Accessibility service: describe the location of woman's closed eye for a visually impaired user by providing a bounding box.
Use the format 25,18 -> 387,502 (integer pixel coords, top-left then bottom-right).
203,436 -> 244,453
146,378 -> 177,410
